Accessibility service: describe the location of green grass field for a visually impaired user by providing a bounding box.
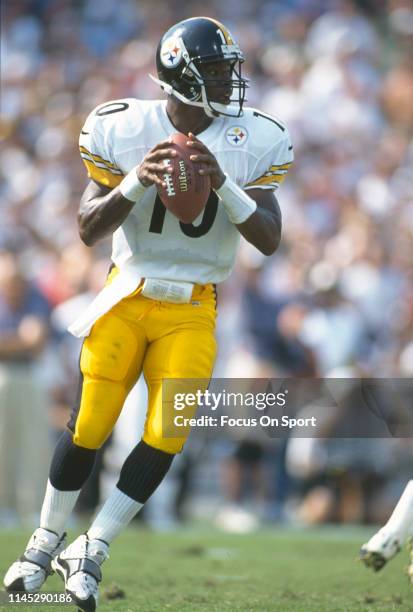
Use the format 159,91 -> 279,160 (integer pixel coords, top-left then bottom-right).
0,526 -> 411,611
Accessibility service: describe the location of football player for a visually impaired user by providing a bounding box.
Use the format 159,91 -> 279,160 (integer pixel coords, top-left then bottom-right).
3,17 -> 293,611
360,480 -> 413,577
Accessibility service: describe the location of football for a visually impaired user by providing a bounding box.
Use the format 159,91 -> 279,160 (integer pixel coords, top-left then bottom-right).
157,132 -> 211,224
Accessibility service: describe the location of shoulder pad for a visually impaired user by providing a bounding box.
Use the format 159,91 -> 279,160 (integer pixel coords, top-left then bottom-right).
240,107 -> 288,154
82,98 -> 140,135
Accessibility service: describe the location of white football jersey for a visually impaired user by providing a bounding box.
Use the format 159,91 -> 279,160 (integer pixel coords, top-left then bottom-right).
70,98 -> 292,337
79,98 -> 293,285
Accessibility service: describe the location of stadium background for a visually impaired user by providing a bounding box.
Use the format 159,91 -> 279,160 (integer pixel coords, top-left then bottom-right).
1,0 -> 413,534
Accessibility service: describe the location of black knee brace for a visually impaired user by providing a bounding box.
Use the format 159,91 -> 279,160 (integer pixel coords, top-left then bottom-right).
49,430 -> 97,491
117,440 -> 174,503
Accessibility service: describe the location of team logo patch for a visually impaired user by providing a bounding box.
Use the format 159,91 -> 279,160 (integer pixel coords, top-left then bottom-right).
160,38 -> 183,68
225,126 -> 248,146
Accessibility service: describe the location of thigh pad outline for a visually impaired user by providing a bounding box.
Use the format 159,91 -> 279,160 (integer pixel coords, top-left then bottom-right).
80,315 -> 138,382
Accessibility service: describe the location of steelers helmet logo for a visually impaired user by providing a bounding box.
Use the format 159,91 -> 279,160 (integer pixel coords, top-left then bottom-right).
225,126 -> 248,146
160,38 -> 183,68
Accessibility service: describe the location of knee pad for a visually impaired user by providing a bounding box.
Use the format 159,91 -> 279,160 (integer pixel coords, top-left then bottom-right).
143,402 -> 189,454
49,431 -> 97,490
142,433 -> 186,455
117,440 -> 174,503
73,379 -> 126,449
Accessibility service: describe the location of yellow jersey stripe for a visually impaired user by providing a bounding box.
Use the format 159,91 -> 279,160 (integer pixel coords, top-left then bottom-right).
245,174 -> 287,188
245,184 -> 280,191
264,169 -> 289,177
80,153 -> 123,175
82,159 -> 124,188
79,146 -> 120,171
269,163 -> 292,171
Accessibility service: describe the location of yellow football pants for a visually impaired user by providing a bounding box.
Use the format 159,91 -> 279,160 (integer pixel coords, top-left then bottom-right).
69,271 -> 217,454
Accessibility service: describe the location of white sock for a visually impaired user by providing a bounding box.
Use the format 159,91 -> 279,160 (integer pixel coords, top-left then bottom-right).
384,480 -> 413,539
87,487 -> 143,543
39,480 -> 80,535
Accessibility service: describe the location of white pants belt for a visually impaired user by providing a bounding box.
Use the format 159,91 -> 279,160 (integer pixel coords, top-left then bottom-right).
140,278 -> 194,303
68,273 -> 194,338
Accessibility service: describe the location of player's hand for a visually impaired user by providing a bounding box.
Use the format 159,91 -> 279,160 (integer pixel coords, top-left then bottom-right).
137,140 -> 177,188
187,133 -> 226,190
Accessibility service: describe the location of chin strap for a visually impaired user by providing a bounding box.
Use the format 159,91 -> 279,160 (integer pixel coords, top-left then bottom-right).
149,74 -> 205,109
148,73 -> 243,118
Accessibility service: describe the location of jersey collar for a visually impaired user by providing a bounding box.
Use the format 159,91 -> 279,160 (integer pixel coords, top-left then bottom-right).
159,100 -> 225,145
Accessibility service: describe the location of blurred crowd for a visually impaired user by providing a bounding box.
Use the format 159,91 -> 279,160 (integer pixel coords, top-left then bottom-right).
1,0 -> 413,529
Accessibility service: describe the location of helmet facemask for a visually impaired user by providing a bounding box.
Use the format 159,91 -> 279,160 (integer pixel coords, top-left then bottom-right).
182,57 -> 248,118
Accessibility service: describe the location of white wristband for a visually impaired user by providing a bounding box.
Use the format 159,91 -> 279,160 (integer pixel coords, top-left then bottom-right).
119,169 -> 147,203
215,175 -> 257,224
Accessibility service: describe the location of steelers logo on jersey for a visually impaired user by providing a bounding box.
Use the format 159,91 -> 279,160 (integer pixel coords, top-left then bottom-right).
160,38 -> 183,68
225,126 -> 248,146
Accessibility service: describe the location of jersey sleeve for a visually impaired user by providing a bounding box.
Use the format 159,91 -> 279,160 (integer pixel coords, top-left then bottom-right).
79,107 -> 125,189
244,123 -> 293,191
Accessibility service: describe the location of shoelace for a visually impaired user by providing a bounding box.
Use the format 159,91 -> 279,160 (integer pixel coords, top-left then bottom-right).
76,538 -> 89,559
36,537 -> 49,547
30,535 -> 53,552
76,537 -> 109,565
